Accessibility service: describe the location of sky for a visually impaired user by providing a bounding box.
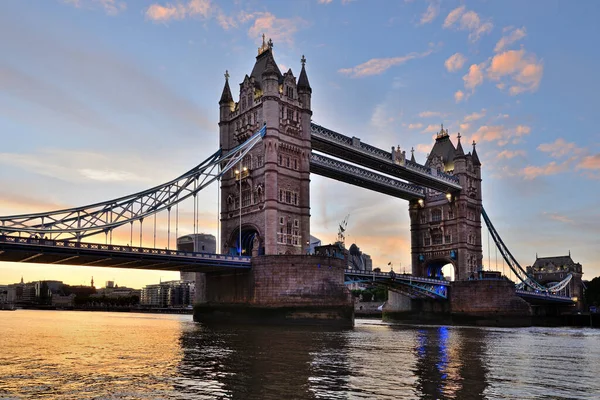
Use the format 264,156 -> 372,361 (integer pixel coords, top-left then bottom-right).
1,0 -> 599,288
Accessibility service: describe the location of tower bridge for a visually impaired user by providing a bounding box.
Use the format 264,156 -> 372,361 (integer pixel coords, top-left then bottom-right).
0,37 -> 580,326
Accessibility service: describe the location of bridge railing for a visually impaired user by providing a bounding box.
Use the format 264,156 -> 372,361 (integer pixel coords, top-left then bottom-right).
515,289 -> 575,301
0,235 -> 252,264
344,269 -> 450,285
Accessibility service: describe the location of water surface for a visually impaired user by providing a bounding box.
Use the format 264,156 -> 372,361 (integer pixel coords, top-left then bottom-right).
0,310 -> 598,399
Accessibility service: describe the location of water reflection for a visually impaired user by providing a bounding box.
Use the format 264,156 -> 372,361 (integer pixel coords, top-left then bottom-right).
1,312 -> 597,399
176,324 -> 351,400
411,326 -> 488,400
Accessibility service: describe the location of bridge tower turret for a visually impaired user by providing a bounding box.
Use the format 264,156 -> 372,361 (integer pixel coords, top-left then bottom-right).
218,37 -> 312,256
410,128 -> 483,281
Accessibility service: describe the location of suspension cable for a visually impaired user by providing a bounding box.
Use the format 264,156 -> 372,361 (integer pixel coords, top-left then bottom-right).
139,218 -> 143,247
153,212 -> 156,248
167,207 -> 171,249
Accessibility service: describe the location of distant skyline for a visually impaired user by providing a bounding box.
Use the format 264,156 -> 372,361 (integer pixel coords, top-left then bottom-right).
1,0 -> 599,287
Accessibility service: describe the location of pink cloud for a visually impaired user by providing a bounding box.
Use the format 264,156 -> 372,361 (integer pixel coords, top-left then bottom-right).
408,123 -> 423,129
496,149 -> 526,159
577,154 -> 600,170
495,26 -> 527,52
443,6 -> 493,42
488,49 -> 543,94
420,2 -> 439,25
537,138 -> 585,158
454,90 -> 465,103
444,53 -> 467,72
522,161 -> 570,180
339,49 -> 433,78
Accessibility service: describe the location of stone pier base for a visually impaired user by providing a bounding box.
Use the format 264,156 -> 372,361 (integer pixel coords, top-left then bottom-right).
193,255 -> 354,328
450,280 -> 532,326
383,280 -> 533,327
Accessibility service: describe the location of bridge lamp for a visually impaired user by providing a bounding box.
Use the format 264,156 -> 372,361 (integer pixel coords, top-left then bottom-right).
446,193 -> 452,202
243,166 -> 248,172
418,199 -> 424,207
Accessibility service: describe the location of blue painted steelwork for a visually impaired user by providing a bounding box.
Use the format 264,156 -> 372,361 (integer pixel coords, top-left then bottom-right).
0,234 -> 251,270
344,269 -> 449,299
515,289 -> 575,304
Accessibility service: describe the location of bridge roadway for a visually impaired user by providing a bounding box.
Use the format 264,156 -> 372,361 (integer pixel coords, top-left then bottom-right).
310,123 -> 462,193
0,235 -> 576,305
0,235 -> 251,272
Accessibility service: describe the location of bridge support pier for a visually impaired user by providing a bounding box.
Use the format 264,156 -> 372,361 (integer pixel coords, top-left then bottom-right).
382,291 -> 451,324
383,280 -> 533,327
450,280 -> 532,326
193,255 -> 354,327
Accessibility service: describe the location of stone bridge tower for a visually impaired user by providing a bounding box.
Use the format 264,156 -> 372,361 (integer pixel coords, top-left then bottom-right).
219,37 -> 312,256
409,126 -> 483,280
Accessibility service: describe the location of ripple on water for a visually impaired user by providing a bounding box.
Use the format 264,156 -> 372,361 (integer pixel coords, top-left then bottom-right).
0,312 -> 597,399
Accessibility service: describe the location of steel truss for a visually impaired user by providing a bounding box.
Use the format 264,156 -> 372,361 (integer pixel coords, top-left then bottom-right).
0,126 -> 267,241
344,270 -> 448,299
482,207 -> 573,293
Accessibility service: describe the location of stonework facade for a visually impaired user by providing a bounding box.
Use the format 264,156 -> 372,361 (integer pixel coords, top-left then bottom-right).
527,254 -> 584,308
219,39 -> 312,256
409,127 -> 483,281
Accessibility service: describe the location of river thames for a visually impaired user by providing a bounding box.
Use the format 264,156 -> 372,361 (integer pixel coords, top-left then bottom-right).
0,310 -> 598,399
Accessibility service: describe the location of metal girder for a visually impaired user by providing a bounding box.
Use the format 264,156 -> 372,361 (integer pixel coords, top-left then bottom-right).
0,126 -> 266,240
310,153 -> 425,200
344,269 -> 448,299
310,122 -> 461,192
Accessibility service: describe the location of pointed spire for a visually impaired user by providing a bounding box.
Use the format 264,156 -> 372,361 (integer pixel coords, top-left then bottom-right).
262,50 -> 278,76
298,54 -> 311,92
410,147 -> 415,163
454,132 -> 465,158
219,70 -> 233,104
471,140 -> 481,166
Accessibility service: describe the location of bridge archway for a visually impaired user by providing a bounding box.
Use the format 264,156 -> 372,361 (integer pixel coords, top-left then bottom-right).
425,258 -> 456,281
228,225 -> 261,256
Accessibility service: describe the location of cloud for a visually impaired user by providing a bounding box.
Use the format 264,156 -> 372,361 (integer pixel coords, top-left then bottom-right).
577,154 -> 600,170
463,109 -> 486,122
495,26 -> 527,52
318,0 -> 334,3
339,49 -> 433,78
454,90 -> 465,103
408,123 -> 423,129
145,0 -> 212,22
543,212 -> 574,224
418,111 -> 447,118
522,161 -> 570,180
487,49 -> 544,95
247,12 -> 309,46
444,53 -> 467,72
63,0 -> 126,15
496,149 -> 526,159
422,124 -> 440,133
471,124 -> 531,146
463,63 -> 485,91
420,2 -> 439,25
0,20 -> 213,142
537,138 -> 585,158
443,6 -> 493,42
0,149 -> 157,184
